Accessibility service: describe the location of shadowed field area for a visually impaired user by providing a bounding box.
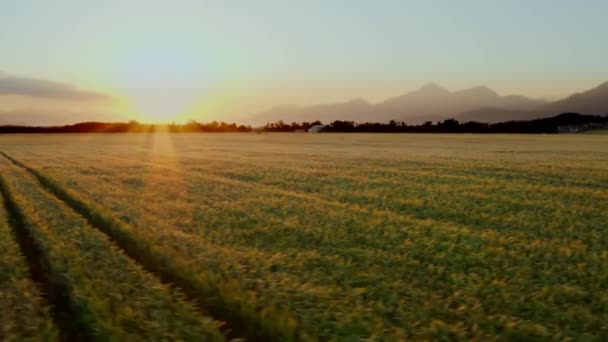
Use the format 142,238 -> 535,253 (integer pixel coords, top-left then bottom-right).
1,133 -> 607,340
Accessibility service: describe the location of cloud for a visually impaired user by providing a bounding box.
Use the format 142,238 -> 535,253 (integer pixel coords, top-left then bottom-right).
0,70 -> 110,100
0,109 -> 128,126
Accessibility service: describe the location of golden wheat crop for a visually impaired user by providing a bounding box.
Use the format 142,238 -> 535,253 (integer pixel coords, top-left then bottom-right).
0,156 -> 224,340
0,133 -> 606,340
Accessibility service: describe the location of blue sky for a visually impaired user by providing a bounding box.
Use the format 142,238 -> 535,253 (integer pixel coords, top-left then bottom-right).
1,0 -> 607,122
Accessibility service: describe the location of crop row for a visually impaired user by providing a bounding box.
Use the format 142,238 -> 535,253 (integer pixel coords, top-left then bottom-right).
0,192 -> 57,340
0,152 -> 303,340
1,133 -> 607,340
90,149 -> 607,248
0,156 -> 224,340
5,151 -> 608,339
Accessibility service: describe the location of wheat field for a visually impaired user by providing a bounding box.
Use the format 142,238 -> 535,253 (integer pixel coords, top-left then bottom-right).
1,133 -> 607,340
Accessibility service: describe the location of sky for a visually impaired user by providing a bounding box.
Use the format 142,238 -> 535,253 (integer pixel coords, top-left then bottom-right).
1,0 -> 607,124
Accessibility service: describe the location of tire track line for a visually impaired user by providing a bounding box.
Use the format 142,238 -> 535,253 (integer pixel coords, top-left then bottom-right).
0,151 -> 297,342
0,170 -> 97,341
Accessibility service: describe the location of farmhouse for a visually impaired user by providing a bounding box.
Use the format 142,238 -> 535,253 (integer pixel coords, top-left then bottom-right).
308,125 -> 325,133
558,122 -> 608,133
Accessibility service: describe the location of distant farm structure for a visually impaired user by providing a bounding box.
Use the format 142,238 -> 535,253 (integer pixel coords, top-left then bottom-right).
558,122 -> 608,133
308,125 -> 325,133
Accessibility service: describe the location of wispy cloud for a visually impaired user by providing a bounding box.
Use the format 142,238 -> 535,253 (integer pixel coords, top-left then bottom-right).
0,71 -> 109,100
0,109 -> 127,126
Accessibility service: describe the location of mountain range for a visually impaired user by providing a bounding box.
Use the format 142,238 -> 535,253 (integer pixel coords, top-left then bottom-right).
252,81 -> 608,125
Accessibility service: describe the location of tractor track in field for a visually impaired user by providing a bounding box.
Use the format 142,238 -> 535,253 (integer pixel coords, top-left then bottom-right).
0,151 -> 287,342
0,172 -> 95,341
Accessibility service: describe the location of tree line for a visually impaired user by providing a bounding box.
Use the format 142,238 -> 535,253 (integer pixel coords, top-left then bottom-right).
261,113 -> 608,134
0,113 -> 606,134
0,120 -> 252,134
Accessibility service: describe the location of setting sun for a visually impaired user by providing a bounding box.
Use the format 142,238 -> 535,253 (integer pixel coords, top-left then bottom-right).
115,41 -> 210,123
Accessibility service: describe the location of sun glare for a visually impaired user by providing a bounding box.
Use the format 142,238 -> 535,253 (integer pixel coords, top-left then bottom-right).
125,86 -> 201,123
117,43 -> 208,123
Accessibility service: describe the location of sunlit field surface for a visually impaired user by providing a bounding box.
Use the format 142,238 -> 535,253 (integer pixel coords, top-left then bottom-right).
1,133 -> 607,340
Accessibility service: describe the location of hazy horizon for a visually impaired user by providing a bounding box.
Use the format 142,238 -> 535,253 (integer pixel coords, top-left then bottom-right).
2,0 -> 607,125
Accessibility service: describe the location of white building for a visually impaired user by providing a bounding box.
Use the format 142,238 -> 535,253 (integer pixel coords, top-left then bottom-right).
308,125 -> 325,133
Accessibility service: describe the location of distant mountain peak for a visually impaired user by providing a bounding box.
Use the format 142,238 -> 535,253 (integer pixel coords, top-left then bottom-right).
251,81 -> 608,125
545,80 -> 608,115
471,85 -> 498,95
418,82 -> 449,93
456,85 -> 499,98
346,97 -> 369,105
590,81 -> 608,93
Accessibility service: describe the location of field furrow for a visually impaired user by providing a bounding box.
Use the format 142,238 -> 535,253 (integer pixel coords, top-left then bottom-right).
15,148 -> 607,254
18,146 -> 608,228
1,151 -> 302,341
20,148 -> 606,254
0,192 -> 58,341
0,133 -> 606,340
0,155 -> 225,341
